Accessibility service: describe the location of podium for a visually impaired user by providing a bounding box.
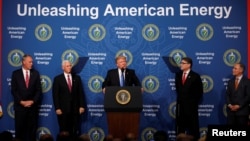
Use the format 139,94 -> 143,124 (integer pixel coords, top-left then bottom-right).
104,86 -> 142,139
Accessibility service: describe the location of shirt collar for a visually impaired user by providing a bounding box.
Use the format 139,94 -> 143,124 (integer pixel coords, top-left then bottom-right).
183,69 -> 190,74
236,75 -> 243,80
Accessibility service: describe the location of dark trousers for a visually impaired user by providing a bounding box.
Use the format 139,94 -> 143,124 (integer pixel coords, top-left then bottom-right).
176,103 -> 200,141
15,109 -> 38,141
227,114 -> 249,125
57,113 -> 81,139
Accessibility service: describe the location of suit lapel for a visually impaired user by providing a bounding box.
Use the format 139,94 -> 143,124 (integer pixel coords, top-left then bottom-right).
183,71 -> 192,85
115,69 -> 120,85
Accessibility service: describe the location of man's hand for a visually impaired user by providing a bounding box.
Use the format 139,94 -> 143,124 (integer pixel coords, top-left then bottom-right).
102,88 -> 106,94
20,100 -> 34,107
56,109 -> 62,115
79,107 -> 85,114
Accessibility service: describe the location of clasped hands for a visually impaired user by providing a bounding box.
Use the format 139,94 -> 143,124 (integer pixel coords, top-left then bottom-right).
228,104 -> 240,111
55,107 -> 85,115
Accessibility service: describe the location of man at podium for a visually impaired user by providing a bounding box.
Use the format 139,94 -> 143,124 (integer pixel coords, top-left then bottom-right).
102,55 -> 142,93
102,55 -> 143,140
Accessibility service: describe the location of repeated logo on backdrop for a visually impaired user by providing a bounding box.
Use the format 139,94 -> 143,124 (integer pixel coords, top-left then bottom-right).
223,49 -> 241,66
88,76 -> 104,93
61,50 -> 79,66
8,49 -> 24,67
141,127 -> 157,141
40,75 -> 52,93
88,127 -> 105,141
35,24 -> 52,41
36,127 -> 51,141
142,24 -> 159,41
88,24 -> 106,41
169,49 -> 187,67
196,23 -> 214,41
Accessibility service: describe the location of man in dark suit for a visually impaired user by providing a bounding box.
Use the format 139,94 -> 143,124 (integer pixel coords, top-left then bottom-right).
175,57 -> 203,141
11,54 -> 42,141
52,60 -> 86,140
102,55 -> 143,139
102,55 -> 142,93
226,63 -> 250,125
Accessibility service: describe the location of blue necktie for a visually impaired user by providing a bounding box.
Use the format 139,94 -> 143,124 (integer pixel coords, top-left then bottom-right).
120,72 -> 124,87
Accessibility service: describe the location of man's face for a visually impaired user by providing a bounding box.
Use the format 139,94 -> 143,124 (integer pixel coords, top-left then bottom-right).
63,61 -> 72,73
22,56 -> 33,70
116,58 -> 127,69
232,64 -> 243,77
180,60 -> 190,71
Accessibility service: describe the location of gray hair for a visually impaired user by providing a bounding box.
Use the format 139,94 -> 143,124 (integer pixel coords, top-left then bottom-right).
61,60 -> 72,66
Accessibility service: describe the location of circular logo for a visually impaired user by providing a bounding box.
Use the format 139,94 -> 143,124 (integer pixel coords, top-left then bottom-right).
8,49 -> 24,67
35,24 -> 52,41
223,49 -> 241,67
201,75 -> 213,93
88,76 -> 104,93
88,24 -> 106,41
141,127 -> 157,141
142,76 -> 159,93
199,127 -> 208,138
168,101 -> 176,119
116,50 -> 133,67
61,50 -> 79,66
40,75 -> 52,93
36,127 -> 51,141
169,49 -> 187,67
116,89 -> 131,105
88,127 -> 105,141
7,102 -> 15,119
196,23 -> 213,41
142,24 -> 159,41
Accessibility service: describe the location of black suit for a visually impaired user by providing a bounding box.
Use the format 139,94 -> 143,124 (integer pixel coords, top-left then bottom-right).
102,68 -> 141,88
226,76 -> 250,125
11,68 -> 42,141
52,73 -> 85,138
175,70 -> 203,140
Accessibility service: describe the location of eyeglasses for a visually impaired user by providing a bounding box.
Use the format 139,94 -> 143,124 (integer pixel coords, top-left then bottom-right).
180,62 -> 189,64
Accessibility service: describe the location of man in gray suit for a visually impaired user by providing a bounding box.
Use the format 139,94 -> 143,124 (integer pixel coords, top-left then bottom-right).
226,63 -> 250,125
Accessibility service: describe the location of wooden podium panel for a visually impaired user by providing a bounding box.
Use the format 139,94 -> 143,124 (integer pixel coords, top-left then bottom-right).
104,86 -> 142,139
106,112 -> 140,139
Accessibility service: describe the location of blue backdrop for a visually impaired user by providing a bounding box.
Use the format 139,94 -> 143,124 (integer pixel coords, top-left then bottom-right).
0,0 -> 248,141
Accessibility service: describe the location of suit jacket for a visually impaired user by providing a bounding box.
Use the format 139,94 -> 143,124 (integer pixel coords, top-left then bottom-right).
52,73 -> 85,114
11,68 -> 42,111
175,70 -> 203,104
226,75 -> 250,116
102,68 -> 141,88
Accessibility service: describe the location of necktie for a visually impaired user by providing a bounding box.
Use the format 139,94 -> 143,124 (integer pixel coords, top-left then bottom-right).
182,72 -> 186,84
67,75 -> 72,92
235,78 -> 239,89
120,71 -> 124,87
25,70 -> 29,88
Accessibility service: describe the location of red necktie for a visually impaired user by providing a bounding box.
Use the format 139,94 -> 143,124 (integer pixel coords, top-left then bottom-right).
182,73 -> 186,84
235,78 -> 239,89
67,75 -> 72,92
25,71 -> 29,88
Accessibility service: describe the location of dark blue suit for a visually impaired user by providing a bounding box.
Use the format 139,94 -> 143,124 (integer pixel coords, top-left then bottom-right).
102,68 -> 141,88
52,73 -> 85,137
11,68 -> 42,141
226,75 -> 250,125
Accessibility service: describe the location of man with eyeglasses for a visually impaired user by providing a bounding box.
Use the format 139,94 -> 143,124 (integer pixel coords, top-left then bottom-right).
174,57 -> 203,141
